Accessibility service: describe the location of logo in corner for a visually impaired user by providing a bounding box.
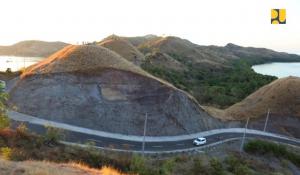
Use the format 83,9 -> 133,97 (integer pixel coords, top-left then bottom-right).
271,9 -> 286,24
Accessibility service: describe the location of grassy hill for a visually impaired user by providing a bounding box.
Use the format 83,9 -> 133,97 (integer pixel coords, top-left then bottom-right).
98,35 -> 145,66
116,35 -> 300,108
11,45 -> 223,136
207,76 -> 300,120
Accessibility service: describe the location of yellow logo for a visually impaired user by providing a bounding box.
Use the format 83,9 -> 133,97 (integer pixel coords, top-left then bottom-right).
271,9 -> 286,24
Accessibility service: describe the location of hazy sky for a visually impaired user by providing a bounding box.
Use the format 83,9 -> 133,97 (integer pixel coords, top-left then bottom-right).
0,0 -> 299,54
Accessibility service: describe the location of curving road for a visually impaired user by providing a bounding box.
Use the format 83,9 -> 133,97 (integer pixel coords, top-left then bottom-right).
7,110 -> 300,153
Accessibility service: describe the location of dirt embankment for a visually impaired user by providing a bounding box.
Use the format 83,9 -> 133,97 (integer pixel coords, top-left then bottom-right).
9,45 -> 223,136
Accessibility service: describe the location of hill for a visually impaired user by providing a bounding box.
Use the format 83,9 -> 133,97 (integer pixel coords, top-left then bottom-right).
124,35 -> 300,107
197,43 -> 300,65
121,34 -> 159,47
139,36 -> 225,69
0,40 -> 68,57
9,45 -> 222,136
207,76 -> 300,120
204,76 -> 300,137
98,35 -> 145,65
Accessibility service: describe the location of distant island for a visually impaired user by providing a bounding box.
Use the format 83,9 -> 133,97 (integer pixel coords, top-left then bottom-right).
0,40 -> 68,57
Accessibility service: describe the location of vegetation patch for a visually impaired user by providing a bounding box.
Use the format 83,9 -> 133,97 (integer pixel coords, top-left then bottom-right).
142,59 -> 276,108
245,139 -> 300,167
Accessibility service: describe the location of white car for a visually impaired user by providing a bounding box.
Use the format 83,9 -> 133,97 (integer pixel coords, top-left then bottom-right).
193,137 -> 207,146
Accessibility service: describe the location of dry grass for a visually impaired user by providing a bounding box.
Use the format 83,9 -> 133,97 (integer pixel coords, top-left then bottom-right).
0,159 -> 130,175
22,45 -> 146,77
98,35 -> 145,64
205,76 -> 300,120
20,44 -> 183,91
0,71 -> 20,81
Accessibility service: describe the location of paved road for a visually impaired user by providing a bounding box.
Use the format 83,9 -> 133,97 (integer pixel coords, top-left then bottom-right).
10,119 -> 300,153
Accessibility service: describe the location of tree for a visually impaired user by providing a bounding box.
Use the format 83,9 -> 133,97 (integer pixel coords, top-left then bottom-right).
43,125 -> 64,145
0,82 -> 9,129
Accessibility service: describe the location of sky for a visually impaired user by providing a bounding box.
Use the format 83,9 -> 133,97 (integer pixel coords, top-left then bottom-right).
0,0 -> 299,54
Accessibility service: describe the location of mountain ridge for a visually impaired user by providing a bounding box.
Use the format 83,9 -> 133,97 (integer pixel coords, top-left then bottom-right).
0,40 -> 68,57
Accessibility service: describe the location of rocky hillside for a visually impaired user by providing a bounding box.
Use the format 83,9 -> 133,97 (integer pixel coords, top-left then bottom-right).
98,35 -> 145,66
9,45 -> 222,136
0,40 -> 68,57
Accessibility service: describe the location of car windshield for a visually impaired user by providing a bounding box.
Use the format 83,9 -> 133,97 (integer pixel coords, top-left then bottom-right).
197,138 -> 205,141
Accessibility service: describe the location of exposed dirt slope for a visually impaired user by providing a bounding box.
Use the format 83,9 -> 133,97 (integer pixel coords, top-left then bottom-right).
98,35 -> 145,65
0,40 -> 68,57
10,45 -> 222,136
206,76 -> 300,120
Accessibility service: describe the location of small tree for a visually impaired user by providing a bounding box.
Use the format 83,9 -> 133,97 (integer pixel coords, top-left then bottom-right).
43,125 -> 64,145
0,82 -> 9,129
16,123 -> 29,138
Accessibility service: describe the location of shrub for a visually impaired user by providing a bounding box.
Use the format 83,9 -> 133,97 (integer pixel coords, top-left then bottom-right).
191,158 -> 208,175
160,158 -> 175,175
244,140 -> 287,156
210,158 -> 225,175
1,147 -> 12,160
16,123 -> 29,138
225,155 -> 240,172
130,154 -> 147,174
43,126 -> 64,144
245,139 -> 300,167
0,83 -> 9,129
0,115 -> 10,129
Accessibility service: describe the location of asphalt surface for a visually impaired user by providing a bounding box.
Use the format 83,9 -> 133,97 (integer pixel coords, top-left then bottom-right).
11,121 -> 300,152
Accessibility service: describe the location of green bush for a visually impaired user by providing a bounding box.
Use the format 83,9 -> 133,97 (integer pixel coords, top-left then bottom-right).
130,154 -> 147,174
43,126 -> 64,144
142,58 -> 276,108
160,158 -> 175,175
0,83 -> 9,129
245,139 -> 300,167
1,147 -> 12,160
225,155 -> 252,175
